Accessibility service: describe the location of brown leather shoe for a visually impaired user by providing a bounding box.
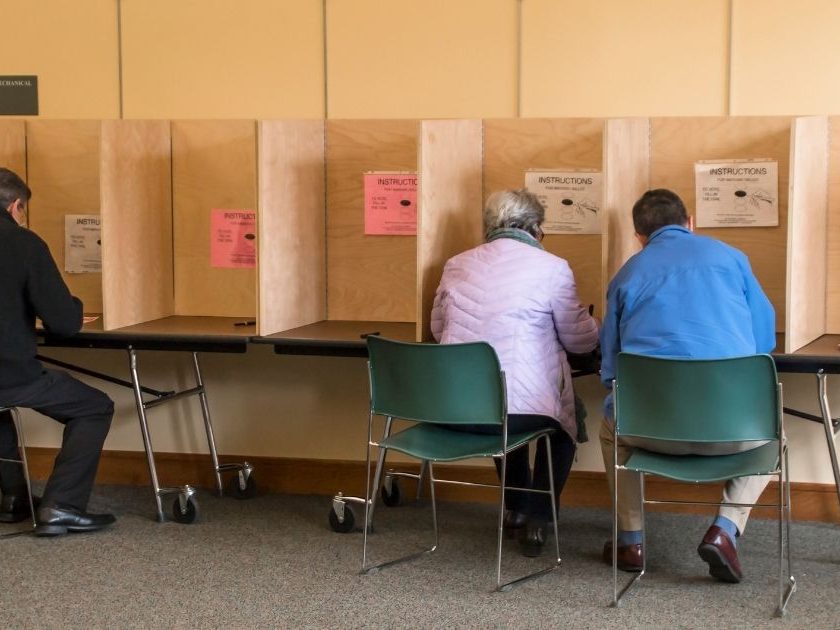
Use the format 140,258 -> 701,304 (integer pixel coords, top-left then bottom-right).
602,540 -> 644,572
697,525 -> 743,583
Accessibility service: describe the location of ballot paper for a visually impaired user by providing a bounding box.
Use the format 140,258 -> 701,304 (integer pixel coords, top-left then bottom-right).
525,170 -> 603,235
695,159 -> 778,228
64,214 -> 102,273
210,209 -> 256,268
363,172 -> 417,235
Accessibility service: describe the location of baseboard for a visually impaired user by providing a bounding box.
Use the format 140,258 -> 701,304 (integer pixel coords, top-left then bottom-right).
26,447 -> 840,523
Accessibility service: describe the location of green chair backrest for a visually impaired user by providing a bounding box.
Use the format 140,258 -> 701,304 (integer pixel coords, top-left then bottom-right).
615,353 -> 779,442
366,336 -> 505,425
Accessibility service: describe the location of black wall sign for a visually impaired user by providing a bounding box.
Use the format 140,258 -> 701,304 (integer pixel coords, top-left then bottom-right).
0,76 -> 39,115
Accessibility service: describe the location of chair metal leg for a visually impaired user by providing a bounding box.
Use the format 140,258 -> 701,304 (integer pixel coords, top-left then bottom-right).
776,447 -> 797,617
496,434 -> 561,592
366,416 -> 394,531
361,420 -> 438,576
614,469 -> 645,606
495,447 -> 508,589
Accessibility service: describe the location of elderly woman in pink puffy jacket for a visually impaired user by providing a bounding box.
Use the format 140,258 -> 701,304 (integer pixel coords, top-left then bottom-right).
431,188 -> 599,557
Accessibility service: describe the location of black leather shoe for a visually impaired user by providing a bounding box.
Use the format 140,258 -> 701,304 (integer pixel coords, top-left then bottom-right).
519,519 -> 547,557
0,494 -> 40,523
503,510 -> 528,538
35,505 -> 116,537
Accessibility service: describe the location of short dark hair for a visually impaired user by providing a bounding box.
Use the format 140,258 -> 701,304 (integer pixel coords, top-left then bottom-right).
632,189 -> 688,237
0,167 -> 31,210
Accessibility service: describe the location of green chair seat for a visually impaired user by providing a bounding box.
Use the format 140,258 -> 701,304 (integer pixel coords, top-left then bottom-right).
623,441 -> 780,483
379,424 -> 549,462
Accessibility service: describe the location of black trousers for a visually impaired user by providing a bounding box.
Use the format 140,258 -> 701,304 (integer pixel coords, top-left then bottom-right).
448,414 -> 576,520
0,368 -> 113,510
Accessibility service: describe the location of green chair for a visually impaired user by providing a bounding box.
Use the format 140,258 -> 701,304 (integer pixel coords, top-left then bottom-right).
611,353 -> 795,616
362,335 -> 561,591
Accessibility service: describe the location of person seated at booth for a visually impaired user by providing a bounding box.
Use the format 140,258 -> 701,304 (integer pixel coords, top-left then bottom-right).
599,188 -> 776,582
431,188 -> 599,556
0,167 -> 116,536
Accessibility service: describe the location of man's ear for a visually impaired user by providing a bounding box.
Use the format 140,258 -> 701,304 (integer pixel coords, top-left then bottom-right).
635,232 -> 648,248
8,199 -> 26,226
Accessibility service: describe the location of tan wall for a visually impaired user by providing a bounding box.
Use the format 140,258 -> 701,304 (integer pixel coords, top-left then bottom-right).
7,0 -> 840,485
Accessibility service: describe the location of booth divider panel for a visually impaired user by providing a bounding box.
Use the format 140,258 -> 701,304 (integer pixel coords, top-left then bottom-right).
0,120 -> 26,176
417,119 -> 484,341
26,120 -> 103,313
172,120 -> 257,318
826,117 -> 840,332
326,119 -> 417,322
785,116 -> 829,353
484,118 -> 604,315
603,118 -> 650,304
649,117 -> 791,330
100,120 -> 174,330
258,120 -> 326,336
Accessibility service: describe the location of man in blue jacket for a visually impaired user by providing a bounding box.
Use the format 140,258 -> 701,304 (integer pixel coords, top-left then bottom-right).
599,188 -> 776,583
0,167 -> 115,536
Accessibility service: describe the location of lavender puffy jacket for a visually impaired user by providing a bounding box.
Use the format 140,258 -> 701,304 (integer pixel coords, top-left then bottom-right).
431,238 -> 599,441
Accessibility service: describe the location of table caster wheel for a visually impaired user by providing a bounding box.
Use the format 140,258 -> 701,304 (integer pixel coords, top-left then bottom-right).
172,495 -> 199,524
329,502 -> 355,533
230,471 -> 257,499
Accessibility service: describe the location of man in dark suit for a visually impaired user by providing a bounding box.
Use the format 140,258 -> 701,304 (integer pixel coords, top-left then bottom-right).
0,167 -> 115,536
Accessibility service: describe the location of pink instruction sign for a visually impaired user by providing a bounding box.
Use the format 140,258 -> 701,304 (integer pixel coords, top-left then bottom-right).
363,172 -> 417,235
210,209 -> 256,268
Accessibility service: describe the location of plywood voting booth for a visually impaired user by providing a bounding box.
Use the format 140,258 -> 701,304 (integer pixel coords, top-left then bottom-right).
19,119 -> 258,337
257,118 -> 484,346
603,116 -> 796,344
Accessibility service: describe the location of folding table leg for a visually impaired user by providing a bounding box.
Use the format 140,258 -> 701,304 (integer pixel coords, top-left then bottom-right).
817,371 -> 840,511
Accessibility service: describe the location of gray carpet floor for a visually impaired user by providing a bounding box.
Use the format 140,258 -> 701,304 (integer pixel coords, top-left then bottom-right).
0,484 -> 838,629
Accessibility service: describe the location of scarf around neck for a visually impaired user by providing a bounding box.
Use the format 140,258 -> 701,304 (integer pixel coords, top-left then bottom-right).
485,227 -> 543,250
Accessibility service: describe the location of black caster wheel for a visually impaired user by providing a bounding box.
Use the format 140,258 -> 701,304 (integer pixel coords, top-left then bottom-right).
172,495 -> 199,524
230,472 -> 257,499
329,503 -> 355,533
381,478 -> 402,507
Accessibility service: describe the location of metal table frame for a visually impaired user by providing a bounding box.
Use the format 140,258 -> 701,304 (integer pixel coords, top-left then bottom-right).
773,342 -> 840,512
39,328 -> 255,524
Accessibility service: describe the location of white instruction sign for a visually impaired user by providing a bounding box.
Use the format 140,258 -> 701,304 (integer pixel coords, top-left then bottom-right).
64,214 -> 101,273
525,170 -> 602,234
694,159 -> 778,228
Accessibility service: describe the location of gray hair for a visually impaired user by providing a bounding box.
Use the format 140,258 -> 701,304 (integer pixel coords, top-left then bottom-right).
483,189 -> 545,240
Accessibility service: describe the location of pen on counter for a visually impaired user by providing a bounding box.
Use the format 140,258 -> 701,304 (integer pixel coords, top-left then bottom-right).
360,331 -> 381,339
234,320 -> 256,327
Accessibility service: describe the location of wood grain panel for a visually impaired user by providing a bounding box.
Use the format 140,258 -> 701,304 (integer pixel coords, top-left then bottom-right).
326,120 -> 417,322
258,120 -> 326,336
603,118 -> 650,310
785,117 -> 829,352
649,117 -> 792,330
100,120 -> 174,330
484,118 -> 604,316
172,120 -> 257,317
25,120 -> 103,313
827,117 -> 840,332
417,119 -> 483,341
0,120 -> 26,176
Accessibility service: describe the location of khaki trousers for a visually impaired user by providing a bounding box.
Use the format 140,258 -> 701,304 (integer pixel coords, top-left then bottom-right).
599,418 -> 772,534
